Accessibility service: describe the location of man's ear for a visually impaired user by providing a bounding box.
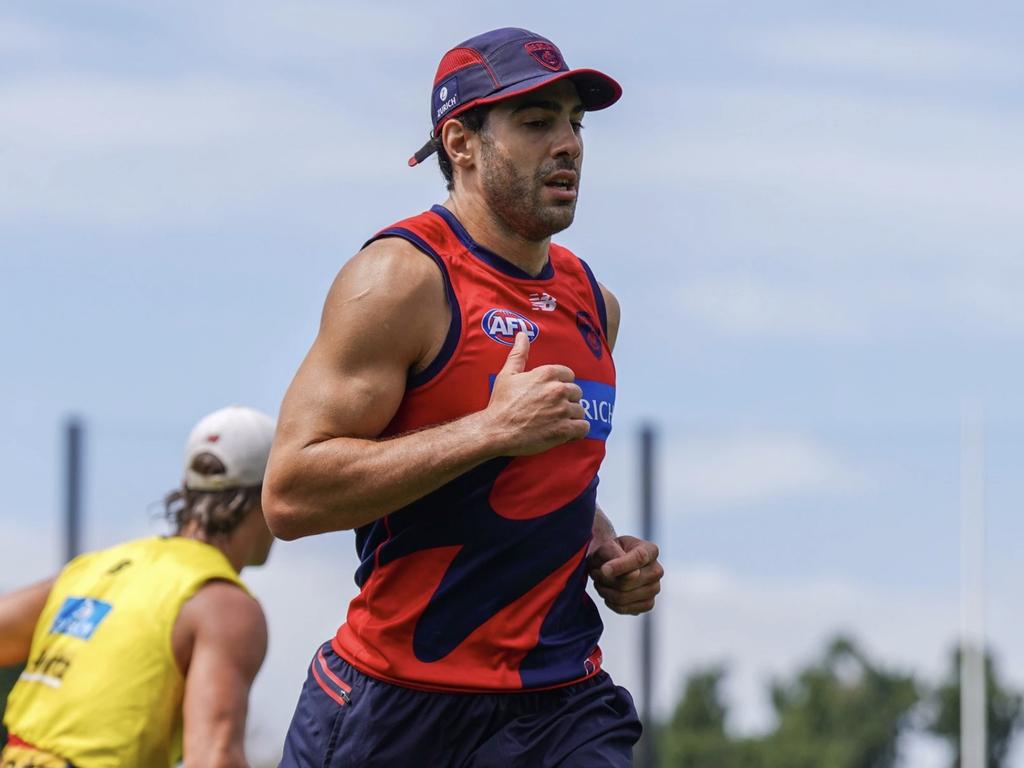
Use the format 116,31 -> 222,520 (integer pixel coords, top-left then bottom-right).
441,119 -> 475,176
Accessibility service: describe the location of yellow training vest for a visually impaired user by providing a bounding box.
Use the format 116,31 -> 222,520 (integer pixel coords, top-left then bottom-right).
3,536 -> 246,768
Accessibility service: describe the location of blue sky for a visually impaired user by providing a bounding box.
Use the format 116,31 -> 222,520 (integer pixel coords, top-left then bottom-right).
2,2 -> 1022,764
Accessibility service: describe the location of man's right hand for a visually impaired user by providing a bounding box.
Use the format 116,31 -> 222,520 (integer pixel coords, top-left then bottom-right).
484,332 -> 590,456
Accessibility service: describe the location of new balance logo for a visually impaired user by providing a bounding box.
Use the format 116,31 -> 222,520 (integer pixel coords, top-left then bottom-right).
529,292 -> 557,311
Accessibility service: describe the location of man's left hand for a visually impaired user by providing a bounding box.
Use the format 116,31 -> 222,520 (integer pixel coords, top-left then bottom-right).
587,535 -> 663,615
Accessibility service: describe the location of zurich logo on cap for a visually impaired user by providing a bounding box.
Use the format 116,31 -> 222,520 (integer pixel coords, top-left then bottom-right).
482,308 -> 540,345
434,76 -> 460,122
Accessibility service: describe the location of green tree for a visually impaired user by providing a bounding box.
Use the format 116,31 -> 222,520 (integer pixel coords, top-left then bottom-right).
927,646 -> 1024,768
660,665 -> 750,767
0,664 -> 23,745
659,636 -> 919,768
755,637 -> 919,768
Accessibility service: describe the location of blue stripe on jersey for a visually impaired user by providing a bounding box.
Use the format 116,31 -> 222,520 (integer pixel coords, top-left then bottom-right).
519,554 -> 603,688
576,257 -> 608,336
577,378 -> 615,441
354,459 -> 598,670
411,476 -> 599,664
365,227 -> 462,390
431,205 -> 556,281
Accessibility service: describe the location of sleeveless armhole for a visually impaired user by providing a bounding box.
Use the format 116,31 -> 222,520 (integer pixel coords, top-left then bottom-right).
365,228 -> 462,389
576,257 -> 609,337
167,574 -> 248,678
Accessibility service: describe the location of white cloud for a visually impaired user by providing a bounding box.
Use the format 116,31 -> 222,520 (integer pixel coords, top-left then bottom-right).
950,261 -> 1024,333
0,518 -> 65,588
592,75 -> 1024,342
0,2 -> 452,230
665,432 -> 862,512
206,0 -> 430,62
0,16 -> 56,60
642,563 -> 958,727
744,24 -> 1020,80
655,89 -> 1024,235
0,74 -> 413,226
677,276 -> 866,339
673,261 -> 1024,340
587,72 -> 1024,258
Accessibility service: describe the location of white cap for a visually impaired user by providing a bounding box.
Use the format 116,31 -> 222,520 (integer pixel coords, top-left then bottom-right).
183,405 -> 276,492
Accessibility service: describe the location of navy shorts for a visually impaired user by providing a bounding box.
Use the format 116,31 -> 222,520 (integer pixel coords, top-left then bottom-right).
279,642 -> 642,767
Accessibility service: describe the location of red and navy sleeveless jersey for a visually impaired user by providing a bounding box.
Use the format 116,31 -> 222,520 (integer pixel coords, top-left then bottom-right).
332,205 -> 615,692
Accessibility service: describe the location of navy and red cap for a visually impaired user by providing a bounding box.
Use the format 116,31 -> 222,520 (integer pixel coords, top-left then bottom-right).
408,27 -> 622,167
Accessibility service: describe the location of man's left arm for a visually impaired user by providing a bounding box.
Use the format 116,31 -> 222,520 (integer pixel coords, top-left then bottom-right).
588,283 -> 664,615
0,577 -> 55,666
177,581 -> 267,768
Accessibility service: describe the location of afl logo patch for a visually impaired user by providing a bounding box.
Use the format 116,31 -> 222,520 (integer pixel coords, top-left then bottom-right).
482,308 -> 540,346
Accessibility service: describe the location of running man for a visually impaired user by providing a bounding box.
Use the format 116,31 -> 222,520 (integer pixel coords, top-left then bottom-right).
265,27 -> 664,767
0,405 -> 276,767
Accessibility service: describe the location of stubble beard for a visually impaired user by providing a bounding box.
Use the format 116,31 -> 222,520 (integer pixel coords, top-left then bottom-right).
478,137 -> 579,243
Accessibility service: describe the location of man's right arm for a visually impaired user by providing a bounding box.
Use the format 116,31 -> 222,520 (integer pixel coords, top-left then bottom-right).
263,238 -> 589,540
0,578 -> 55,666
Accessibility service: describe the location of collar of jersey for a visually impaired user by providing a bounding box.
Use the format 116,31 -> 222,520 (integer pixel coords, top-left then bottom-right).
430,205 -> 556,281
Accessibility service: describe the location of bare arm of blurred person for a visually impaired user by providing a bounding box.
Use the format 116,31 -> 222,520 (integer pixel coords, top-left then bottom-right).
263,238 -> 590,539
0,578 -> 56,666
173,581 -> 267,768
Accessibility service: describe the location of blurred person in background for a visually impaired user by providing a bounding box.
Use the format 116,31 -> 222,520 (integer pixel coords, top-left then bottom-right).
264,27 -> 663,767
0,405 -> 275,768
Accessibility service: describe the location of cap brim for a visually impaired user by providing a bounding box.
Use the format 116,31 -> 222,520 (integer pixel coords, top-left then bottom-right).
408,67 -> 622,167
408,137 -> 437,167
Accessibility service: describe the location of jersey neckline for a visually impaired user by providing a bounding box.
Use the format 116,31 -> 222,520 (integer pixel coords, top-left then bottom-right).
430,205 -> 556,281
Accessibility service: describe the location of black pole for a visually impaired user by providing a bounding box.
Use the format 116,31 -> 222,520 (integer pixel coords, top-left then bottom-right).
64,417 -> 83,563
639,424 -> 657,768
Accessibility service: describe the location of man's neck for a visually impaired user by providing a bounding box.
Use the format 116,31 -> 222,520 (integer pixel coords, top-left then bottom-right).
444,194 -> 550,277
177,526 -> 246,573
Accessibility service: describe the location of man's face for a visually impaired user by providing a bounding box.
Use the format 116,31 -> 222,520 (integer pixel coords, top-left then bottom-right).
474,79 -> 586,242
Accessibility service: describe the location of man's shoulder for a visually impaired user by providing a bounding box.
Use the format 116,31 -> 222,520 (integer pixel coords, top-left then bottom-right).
340,238 -> 445,304
182,580 -> 265,640
313,207 -> 452,359
340,217 -> 448,300
175,579 -> 266,674
190,579 -> 262,612
317,225 -> 450,355
365,206 -> 448,244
